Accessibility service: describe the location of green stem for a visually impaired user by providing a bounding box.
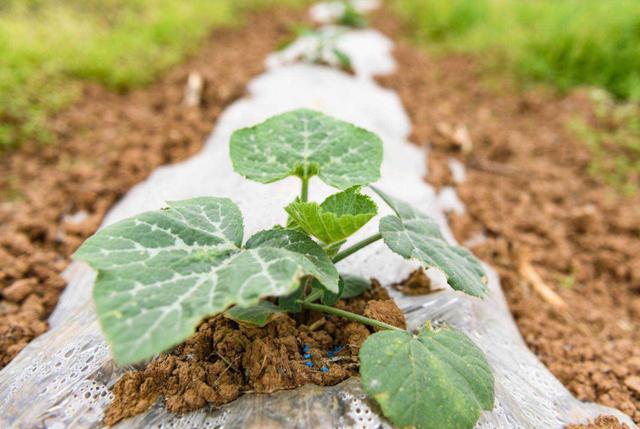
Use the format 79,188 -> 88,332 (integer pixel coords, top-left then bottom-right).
301,177 -> 309,202
304,288 -> 323,303
299,301 -> 403,332
332,233 -> 382,263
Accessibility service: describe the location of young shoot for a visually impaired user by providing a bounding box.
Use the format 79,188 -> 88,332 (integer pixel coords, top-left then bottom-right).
75,108 -> 494,429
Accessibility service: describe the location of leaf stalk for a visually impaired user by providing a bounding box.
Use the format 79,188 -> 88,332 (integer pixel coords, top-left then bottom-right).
299,301 -> 404,332
301,177 -> 309,202
304,288 -> 324,303
332,233 -> 382,263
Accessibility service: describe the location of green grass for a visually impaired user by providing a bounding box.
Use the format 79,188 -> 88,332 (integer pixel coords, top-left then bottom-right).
0,0 -> 308,149
394,0 -> 640,101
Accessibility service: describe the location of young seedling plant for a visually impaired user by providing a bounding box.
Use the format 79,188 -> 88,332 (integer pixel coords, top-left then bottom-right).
75,109 -> 495,429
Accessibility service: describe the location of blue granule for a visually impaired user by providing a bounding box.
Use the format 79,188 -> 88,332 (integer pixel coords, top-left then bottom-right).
321,366 -> 329,373
302,344 -> 310,353
304,361 -> 314,368
327,344 -> 343,357
303,353 -> 312,359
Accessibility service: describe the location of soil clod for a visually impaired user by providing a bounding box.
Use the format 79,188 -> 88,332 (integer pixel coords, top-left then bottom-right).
105,282 -> 403,426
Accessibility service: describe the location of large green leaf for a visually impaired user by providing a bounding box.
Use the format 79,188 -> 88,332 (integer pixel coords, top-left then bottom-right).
230,109 -> 383,189
285,186 -> 377,245
244,228 -> 339,294
74,198 -> 339,365
373,187 -> 488,297
359,326 -> 495,429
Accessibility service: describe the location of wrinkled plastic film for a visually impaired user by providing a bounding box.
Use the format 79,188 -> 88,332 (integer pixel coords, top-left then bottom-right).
0,4 -> 636,428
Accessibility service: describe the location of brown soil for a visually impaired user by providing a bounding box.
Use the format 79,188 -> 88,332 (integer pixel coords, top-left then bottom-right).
105,283 -> 402,426
375,10 -> 640,425
0,8 -> 306,369
392,268 -> 433,295
567,416 -> 631,429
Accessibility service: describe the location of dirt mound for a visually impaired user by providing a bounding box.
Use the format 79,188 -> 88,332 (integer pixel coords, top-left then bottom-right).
0,7 -> 304,369
374,9 -> 640,424
105,282 -> 401,426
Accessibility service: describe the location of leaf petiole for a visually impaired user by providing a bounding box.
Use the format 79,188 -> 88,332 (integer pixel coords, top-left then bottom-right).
332,233 -> 382,263
301,176 -> 309,202
304,288 -> 324,303
299,300 -> 404,332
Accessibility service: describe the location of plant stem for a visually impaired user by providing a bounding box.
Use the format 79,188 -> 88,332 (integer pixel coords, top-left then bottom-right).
299,301 -> 403,332
301,177 -> 309,202
332,233 -> 382,263
304,288 -> 323,303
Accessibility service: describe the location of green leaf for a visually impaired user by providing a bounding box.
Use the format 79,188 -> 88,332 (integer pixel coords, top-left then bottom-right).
285,186 -> 377,245
332,47 -> 353,71
230,109 -> 383,189
323,239 -> 346,258
373,187 -> 488,297
311,274 -> 371,305
277,285 -> 305,313
225,301 -> 284,327
74,198 -> 339,365
245,228 -> 339,294
359,326 -> 494,429
340,274 -> 372,298
338,2 -> 368,28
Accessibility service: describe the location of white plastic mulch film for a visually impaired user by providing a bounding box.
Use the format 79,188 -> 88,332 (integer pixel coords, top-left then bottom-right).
0,2 -> 636,428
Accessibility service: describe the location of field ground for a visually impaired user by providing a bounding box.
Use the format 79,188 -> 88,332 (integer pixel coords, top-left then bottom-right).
0,1 -> 639,427
394,0 -> 640,195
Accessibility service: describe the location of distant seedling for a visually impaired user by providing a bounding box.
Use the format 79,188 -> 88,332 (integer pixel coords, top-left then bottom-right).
337,2 -> 368,28
75,109 -> 494,429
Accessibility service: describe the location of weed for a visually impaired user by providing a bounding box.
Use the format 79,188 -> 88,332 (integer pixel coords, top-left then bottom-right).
571,90 -> 640,195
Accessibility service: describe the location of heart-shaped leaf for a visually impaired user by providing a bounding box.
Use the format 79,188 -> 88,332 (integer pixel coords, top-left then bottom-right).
230,109 -> 383,189
74,198 -> 338,365
373,187 -> 488,297
360,326 -> 495,429
225,301 -> 284,327
285,186 -> 377,245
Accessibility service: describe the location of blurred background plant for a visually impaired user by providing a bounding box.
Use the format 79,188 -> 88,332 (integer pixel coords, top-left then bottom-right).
571,90 -> 640,195
0,0 -> 308,149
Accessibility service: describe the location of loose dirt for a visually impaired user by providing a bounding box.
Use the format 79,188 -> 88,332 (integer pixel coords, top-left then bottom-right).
375,10 -> 640,425
0,8 -> 307,369
392,268 -> 433,296
105,282 -> 404,426
567,416 -> 630,429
